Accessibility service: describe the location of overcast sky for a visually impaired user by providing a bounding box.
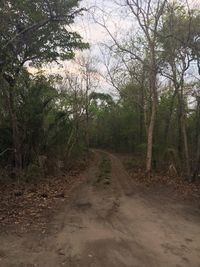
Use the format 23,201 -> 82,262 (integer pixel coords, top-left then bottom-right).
76,0 -> 198,47
75,0 -> 134,52
32,0 -> 199,94
43,0 -> 122,94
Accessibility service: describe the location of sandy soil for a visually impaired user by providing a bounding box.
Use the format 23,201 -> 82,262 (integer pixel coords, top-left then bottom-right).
0,151 -> 200,267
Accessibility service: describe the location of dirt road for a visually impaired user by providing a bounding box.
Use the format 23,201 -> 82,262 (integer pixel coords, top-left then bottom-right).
1,151 -> 200,267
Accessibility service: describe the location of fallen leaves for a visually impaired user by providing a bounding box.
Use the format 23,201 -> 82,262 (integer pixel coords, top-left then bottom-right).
0,169 -> 88,234
121,154 -> 200,200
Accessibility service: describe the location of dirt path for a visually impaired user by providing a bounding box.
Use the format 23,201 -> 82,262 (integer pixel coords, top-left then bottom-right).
0,151 -> 200,267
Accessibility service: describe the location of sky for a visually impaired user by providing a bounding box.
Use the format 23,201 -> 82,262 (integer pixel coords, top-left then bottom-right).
74,0 -> 200,88
30,0 -> 200,93
46,0 -> 134,94
31,0 -> 121,94
75,0 -> 198,47
76,0 -> 127,44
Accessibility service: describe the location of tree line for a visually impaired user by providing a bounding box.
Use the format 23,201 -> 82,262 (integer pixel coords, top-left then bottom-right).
90,0 -> 200,181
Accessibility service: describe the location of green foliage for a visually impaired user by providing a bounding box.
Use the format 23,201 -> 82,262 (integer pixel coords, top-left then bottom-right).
159,1 -> 200,70
0,0 -> 89,178
0,0 -> 88,74
89,83 -> 146,152
97,153 -> 111,185
89,77 -> 200,176
0,72 -> 89,175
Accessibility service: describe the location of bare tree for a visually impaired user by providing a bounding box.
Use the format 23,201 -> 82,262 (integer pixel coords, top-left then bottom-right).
77,54 -> 99,153
93,0 -> 167,175
99,44 -> 149,140
159,1 -> 196,179
62,54 -> 99,155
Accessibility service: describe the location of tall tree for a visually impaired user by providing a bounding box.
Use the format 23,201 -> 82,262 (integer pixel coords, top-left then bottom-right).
95,0 -> 167,175
77,55 -> 99,153
0,0 -> 88,173
159,1 -> 200,179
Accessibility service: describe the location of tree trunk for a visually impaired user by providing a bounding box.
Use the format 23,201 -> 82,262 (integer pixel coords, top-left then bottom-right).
177,88 -> 190,179
164,90 -> 176,146
85,103 -> 89,154
146,43 -> 157,177
146,89 -> 156,176
85,77 -> 90,155
177,91 -> 183,160
2,73 -> 22,176
7,88 -> 22,174
191,132 -> 200,182
191,98 -> 200,182
139,85 -> 145,143
182,115 -> 190,179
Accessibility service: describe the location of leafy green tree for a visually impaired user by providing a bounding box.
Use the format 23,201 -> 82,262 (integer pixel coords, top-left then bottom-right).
0,0 -> 88,173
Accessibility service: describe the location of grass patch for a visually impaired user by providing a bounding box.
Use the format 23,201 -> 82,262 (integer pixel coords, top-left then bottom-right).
96,153 -> 112,185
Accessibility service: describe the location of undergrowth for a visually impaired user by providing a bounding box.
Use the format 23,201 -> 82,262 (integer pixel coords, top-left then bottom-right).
96,153 -> 112,186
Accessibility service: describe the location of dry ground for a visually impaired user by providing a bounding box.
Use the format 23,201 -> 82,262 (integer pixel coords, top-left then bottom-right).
0,151 -> 200,267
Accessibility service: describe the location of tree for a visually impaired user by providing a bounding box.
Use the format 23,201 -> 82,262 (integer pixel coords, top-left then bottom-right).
159,1 -> 200,179
95,0 -> 167,175
76,55 -> 99,153
0,0 -> 88,174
